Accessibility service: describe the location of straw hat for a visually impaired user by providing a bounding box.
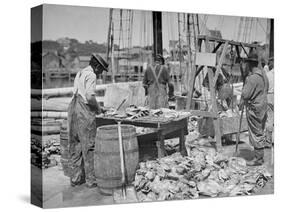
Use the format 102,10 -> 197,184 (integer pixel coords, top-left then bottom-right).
91,54 -> 109,72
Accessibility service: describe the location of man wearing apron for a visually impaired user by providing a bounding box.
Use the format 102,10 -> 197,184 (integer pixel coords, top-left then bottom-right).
143,54 -> 172,109
241,52 -> 269,166
68,54 -> 108,187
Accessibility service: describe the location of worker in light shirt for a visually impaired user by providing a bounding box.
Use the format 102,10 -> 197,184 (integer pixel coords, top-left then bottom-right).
68,54 -> 108,187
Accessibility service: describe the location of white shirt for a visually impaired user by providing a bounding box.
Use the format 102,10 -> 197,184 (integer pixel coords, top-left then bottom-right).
73,65 -> 97,103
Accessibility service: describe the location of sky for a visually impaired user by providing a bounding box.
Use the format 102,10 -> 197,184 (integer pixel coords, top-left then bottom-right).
42,4 -> 268,50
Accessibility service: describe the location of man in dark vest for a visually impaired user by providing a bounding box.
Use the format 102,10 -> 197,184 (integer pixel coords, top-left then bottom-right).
240,52 -> 269,166
143,54 -> 173,109
68,54 -> 108,187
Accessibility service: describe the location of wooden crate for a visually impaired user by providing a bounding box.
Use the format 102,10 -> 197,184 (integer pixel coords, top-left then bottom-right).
220,115 -> 248,135
198,114 -> 248,136
175,96 -> 202,111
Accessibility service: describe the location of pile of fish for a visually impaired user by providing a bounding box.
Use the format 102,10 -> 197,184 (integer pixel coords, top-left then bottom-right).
134,147 -> 272,202
103,105 -> 190,121
31,137 -> 44,168
103,105 -> 149,119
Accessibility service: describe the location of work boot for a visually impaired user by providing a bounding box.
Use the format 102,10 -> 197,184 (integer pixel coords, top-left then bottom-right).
85,177 -> 97,188
246,148 -> 264,166
85,181 -> 97,188
70,179 -> 85,187
264,139 -> 272,149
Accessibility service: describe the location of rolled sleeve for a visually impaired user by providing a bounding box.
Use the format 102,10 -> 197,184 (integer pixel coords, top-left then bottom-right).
85,72 -> 97,97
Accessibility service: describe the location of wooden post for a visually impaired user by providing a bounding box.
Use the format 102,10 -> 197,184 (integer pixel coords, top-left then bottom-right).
179,129 -> 187,156
213,41 -> 229,85
156,131 -> 165,158
269,19 -> 274,59
177,13 -> 183,92
207,66 -> 222,149
152,11 -> 163,60
106,9 -> 113,61
204,38 -> 222,150
186,63 -> 196,111
111,21 -> 115,83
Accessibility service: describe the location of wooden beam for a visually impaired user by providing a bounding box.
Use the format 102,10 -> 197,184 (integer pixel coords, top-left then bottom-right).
235,45 -> 241,60
106,8 -> 113,62
152,11 -> 163,60
213,41 -> 229,84
240,43 -> 249,57
213,42 -> 223,53
207,65 -> 222,149
269,19 -> 274,58
198,35 -> 259,48
205,38 -> 222,150
186,62 -> 196,111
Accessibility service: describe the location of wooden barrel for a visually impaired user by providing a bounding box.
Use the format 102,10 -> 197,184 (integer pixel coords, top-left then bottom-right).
94,124 -> 139,195
60,120 -> 72,177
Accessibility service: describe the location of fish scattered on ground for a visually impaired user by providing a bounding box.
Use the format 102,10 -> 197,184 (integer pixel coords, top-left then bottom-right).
134,147 -> 272,202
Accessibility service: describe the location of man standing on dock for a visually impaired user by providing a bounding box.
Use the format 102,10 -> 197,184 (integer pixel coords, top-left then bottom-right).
68,54 -> 108,187
240,52 -> 269,166
143,54 -> 173,109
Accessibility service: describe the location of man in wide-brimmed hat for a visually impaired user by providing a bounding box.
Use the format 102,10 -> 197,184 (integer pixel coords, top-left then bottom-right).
68,54 -> 108,187
240,51 -> 269,166
143,54 -> 173,109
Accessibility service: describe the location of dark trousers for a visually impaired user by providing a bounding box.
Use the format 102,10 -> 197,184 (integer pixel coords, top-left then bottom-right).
246,106 -> 267,159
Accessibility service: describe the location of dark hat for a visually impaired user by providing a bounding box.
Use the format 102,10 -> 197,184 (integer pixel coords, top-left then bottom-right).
244,51 -> 259,63
91,54 -> 109,72
155,54 -> 165,64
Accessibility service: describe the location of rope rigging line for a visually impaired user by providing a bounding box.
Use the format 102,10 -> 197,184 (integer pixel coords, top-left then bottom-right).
254,18 -> 258,42
247,17 -> 254,43
236,17 -> 244,42
257,19 -> 266,33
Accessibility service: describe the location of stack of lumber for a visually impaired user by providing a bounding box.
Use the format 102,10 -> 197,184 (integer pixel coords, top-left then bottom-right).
31,118 -> 63,135
31,81 -> 145,117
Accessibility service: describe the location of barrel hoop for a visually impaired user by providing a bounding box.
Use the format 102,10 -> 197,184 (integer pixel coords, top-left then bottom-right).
98,185 -> 123,190
96,135 -> 136,141
95,175 -> 122,180
94,148 -> 138,156
97,182 -> 133,189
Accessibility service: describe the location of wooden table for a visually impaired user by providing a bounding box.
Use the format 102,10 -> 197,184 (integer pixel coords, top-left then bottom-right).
96,115 -> 190,158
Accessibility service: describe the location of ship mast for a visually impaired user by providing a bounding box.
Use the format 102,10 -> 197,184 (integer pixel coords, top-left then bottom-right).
106,8 -> 115,83
152,11 -> 163,60
269,19 -> 274,59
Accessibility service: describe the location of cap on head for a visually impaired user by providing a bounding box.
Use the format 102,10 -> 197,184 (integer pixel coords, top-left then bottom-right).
90,54 -> 109,72
155,54 -> 165,64
244,51 -> 259,63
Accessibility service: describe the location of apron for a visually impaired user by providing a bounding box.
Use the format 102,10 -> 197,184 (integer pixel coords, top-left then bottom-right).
67,72 -> 97,186
245,71 -> 268,150
147,65 -> 169,109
